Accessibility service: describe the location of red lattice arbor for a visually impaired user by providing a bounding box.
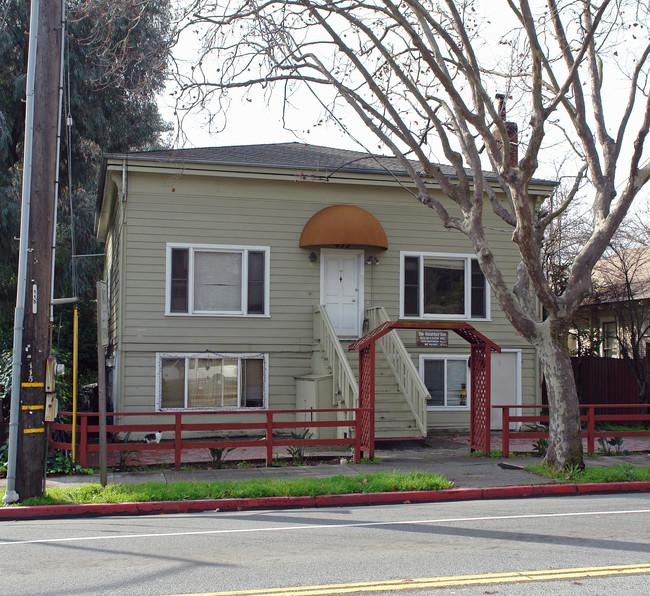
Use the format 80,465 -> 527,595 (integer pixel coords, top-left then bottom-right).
348,321 -> 501,457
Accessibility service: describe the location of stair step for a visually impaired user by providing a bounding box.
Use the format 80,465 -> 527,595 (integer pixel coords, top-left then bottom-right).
311,333 -> 425,438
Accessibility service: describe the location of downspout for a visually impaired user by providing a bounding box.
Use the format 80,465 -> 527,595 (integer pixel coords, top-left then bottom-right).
122,158 -> 127,203
3,0 -> 40,504
117,158 -> 128,411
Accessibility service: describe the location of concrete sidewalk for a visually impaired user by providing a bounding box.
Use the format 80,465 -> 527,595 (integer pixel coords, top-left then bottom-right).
1,435 -> 648,519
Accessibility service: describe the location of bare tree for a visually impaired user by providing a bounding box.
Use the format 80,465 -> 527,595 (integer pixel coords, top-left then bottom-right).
170,0 -> 650,469
591,220 -> 650,405
67,0 -> 172,96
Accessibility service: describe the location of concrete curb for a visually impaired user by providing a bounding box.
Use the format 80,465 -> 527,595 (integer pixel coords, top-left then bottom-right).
1,481 -> 649,521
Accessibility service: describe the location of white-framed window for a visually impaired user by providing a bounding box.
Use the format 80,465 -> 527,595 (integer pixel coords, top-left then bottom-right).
601,321 -> 618,358
400,252 -> 489,320
166,243 -> 270,316
419,354 -> 470,410
156,352 -> 268,411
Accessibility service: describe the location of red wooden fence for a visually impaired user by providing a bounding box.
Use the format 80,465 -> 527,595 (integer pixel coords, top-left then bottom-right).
49,408 -> 369,469
494,403 -> 650,457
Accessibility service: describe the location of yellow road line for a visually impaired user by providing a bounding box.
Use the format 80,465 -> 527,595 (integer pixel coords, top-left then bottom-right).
178,564 -> 650,596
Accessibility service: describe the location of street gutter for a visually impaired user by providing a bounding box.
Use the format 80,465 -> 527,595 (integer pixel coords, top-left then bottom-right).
1,481 -> 649,521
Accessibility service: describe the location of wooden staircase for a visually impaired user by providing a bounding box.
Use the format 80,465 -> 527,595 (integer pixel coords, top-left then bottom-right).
342,342 -> 423,439
306,306 -> 425,440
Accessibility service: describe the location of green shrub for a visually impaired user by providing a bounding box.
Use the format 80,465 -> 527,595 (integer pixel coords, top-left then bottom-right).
286,429 -> 312,465
46,449 -> 93,476
208,446 -> 236,469
533,438 -> 548,457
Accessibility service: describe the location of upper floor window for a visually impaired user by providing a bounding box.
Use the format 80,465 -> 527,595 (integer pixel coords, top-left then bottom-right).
401,252 -> 489,320
166,244 -> 269,316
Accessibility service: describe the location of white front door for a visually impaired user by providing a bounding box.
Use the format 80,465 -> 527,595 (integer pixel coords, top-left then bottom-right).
321,249 -> 364,338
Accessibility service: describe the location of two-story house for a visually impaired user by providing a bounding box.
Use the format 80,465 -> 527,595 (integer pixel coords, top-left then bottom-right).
95,143 -> 552,439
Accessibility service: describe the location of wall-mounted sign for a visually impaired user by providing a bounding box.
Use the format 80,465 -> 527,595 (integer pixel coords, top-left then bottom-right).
416,330 -> 448,347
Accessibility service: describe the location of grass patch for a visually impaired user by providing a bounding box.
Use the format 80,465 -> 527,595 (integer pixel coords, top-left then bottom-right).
525,463 -> 650,483
469,449 -> 503,458
357,457 -> 383,464
594,422 -> 645,433
1,471 -> 454,507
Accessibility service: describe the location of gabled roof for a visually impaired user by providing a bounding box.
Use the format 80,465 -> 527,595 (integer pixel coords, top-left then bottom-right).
97,142 -> 556,237
587,247 -> 650,304
104,142 -> 459,178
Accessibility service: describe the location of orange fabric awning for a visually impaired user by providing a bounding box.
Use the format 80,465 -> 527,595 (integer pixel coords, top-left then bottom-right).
299,205 -> 388,249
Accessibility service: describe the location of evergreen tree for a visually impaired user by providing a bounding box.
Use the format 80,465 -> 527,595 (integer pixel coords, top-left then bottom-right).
0,0 -> 172,391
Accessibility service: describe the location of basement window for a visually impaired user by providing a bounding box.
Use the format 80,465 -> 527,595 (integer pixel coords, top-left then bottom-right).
419,355 -> 470,410
156,352 -> 267,410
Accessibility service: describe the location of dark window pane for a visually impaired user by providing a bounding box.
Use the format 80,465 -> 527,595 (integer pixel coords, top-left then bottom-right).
247,251 -> 265,314
423,258 -> 464,315
161,358 -> 185,408
170,249 -> 188,312
471,259 -> 486,318
248,251 -> 265,281
423,360 -> 444,407
242,359 -> 264,408
404,256 -> 419,316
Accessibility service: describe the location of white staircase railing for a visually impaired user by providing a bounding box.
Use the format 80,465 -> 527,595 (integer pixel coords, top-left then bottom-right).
313,306 -> 359,408
366,306 -> 428,435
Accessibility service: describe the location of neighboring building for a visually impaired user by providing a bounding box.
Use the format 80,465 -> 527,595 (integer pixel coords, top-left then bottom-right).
95,143 -> 553,439
571,247 -> 650,359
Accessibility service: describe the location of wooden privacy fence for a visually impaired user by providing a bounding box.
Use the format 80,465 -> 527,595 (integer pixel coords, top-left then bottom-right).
542,357 -> 646,412
494,404 -> 650,457
49,408 -> 369,469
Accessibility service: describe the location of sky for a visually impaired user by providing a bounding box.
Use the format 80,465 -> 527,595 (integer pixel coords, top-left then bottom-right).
159,66 -> 382,154
159,1 -> 650,212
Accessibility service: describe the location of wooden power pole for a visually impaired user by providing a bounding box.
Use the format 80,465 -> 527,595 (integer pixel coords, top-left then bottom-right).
15,1 -> 64,500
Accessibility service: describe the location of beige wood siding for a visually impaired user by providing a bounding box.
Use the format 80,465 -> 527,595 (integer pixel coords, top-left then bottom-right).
105,166 -> 539,428
104,198 -> 122,350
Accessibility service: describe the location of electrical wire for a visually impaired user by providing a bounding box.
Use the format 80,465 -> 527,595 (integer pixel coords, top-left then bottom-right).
64,26 -> 78,300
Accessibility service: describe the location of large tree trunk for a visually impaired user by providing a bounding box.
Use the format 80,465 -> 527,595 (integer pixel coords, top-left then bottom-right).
538,330 -> 584,469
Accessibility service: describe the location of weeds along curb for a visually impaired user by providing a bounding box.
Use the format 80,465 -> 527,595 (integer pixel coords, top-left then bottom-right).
1,481 -> 649,521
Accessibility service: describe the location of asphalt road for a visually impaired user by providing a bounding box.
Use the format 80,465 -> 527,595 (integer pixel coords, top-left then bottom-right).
1,494 -> 648,596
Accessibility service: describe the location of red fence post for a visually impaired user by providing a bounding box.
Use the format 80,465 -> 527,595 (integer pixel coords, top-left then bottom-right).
354,409 -> 361,462
80,415 -> 87,468
368,345 -> 376,459
266,411 -> 274,466
484,346 -> 492,454
174,413 -> 182,469
587,406 -> 595,454
502,408 -> 510,458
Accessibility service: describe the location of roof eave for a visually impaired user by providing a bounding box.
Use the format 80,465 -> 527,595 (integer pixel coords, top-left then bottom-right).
100,151 -> 557,193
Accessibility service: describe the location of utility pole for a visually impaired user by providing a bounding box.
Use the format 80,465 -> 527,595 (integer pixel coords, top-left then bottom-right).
13,1 -> 64,500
